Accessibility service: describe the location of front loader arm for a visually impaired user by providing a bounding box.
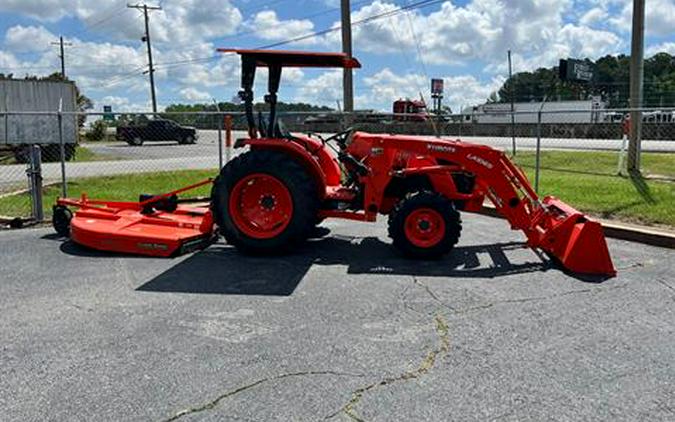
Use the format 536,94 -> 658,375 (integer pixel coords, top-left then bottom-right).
366,134 -> 615,276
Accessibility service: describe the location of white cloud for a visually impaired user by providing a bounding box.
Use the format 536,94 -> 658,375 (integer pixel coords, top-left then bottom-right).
148,0 -> 243,43
331,0 -> 622,74
179,87 -> 212,102
0,0 -> 243,44
67,39 -> 148,92
94,95 -> 149,112
0,0 -> 77,21
4,25 -> 56,52
295,67 -> 504,112
611,0 -> 675,36
647,42 -> 675,56
579,7 -> 608,26
249,10 -> 317,45
0,51 -> 22,70
357,68 -> 504,112
361,68 -> 427,105
295,70 -> 343,106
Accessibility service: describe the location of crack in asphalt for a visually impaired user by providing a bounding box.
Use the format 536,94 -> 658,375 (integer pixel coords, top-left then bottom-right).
404,273 -> 627,319
325,314 -> 450,422
455,284 -> 627,314
656,277 -> 675,293
161,370 -> 365,422
412,276 -> 456,312
409,280 -> 626,316
616,262 -> 645,271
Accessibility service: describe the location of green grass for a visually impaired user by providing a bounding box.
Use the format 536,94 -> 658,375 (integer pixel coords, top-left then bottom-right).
513,150 -> 675,179
512,150 -> 675,227
1,149 -> 673,227
0,145 -> 118,165
71,146 -> 122,162
0,169 -> 216,218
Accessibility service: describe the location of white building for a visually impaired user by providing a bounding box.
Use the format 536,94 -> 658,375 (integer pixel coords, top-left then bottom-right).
462,98 -> 606,124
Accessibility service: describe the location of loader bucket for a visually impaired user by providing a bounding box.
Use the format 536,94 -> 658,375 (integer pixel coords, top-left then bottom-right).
536,197 -> 616,277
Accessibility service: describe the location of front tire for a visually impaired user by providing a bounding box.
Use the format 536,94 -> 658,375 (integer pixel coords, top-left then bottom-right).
388,191 -> 461,259
181,135 -> 196,144
127,136 -> 143,146
211,150 -> 319,254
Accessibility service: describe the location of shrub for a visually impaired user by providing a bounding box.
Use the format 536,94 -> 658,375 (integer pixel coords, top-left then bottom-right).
86,120 -> 108,142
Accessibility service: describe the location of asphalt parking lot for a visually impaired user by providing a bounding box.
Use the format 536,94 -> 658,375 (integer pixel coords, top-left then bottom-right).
1,213 -> 674,421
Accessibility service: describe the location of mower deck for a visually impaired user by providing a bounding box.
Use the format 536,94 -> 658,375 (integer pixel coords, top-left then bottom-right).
55,179 -> 216,257
68,205 -> 214,257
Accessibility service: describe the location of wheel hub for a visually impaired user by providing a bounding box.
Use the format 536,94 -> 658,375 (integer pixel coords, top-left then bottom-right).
260,195 -> 276,210
228,173 -> 294,239
418,220 -> 431,231
404,208 -> 446,248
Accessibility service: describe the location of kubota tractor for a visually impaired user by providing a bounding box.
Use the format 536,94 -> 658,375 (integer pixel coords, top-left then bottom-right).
53,49 -> 615,277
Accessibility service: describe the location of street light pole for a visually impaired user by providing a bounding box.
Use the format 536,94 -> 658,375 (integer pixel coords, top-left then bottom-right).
628,0 -> 645,173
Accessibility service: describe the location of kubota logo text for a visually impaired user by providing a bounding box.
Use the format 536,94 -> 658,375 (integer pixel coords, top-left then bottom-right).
426,144 -> 456,153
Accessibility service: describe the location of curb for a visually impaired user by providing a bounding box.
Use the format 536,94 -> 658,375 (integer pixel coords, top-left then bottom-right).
476,204 -> 675,249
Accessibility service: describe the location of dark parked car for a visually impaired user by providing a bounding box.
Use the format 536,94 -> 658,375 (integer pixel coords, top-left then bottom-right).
116,119 -> 198,146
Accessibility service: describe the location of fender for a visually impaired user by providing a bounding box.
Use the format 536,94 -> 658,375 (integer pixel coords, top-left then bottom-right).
236,136 -> 342,198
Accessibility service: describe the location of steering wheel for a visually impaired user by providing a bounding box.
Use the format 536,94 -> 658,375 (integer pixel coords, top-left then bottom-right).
322,127 -> 354,150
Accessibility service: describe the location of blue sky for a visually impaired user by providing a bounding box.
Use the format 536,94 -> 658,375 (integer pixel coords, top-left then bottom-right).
1,0 -> 674,113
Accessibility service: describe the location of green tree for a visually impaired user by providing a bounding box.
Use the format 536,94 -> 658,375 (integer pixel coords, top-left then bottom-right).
494,52 -> 675,108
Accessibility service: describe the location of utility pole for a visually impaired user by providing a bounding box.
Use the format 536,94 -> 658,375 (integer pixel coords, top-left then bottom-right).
628,0 -> 645,173
508,50 -> 516,155
341,0 -> 354,114
50,36 -> 72,78
128,3 -> 161,113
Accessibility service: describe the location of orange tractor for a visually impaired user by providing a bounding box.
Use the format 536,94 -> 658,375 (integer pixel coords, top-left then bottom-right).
53,49 -> 615,276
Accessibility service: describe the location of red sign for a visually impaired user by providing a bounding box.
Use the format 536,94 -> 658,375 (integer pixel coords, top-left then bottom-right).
431,78 -> 444,95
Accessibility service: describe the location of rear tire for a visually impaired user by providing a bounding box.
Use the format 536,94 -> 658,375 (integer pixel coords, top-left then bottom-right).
388,191 -> 461,259
211,150 -> 319,254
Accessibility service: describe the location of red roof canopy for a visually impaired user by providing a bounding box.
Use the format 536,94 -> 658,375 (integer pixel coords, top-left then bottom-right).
217,49 -> 361,69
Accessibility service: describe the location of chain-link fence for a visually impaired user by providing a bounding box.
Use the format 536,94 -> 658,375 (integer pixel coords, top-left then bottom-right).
1,108 -> 673,228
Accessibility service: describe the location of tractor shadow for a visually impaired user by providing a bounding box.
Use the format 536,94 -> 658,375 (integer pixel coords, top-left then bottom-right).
134,235 -> 577,296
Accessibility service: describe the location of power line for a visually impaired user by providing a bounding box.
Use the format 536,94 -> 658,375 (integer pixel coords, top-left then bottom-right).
262,0 -> 444,47
97,66 -> 148,88
62,2 -> 129,41
3,0 -> 438,76
149,0 -> 372,65
153,0 -> 444,71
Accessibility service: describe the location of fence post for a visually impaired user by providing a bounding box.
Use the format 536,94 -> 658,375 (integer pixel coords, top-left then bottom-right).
217,112 -> 223,169
27,145 -> 44,221
458,113 -> 462,137
224,115 -> 233,163
510,111 -> 517,156
616,116 -> 630,175
3,112 -> 7,143
212,100 -> 223,169
57,110 -> 67,198
535,110 -> 542,194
